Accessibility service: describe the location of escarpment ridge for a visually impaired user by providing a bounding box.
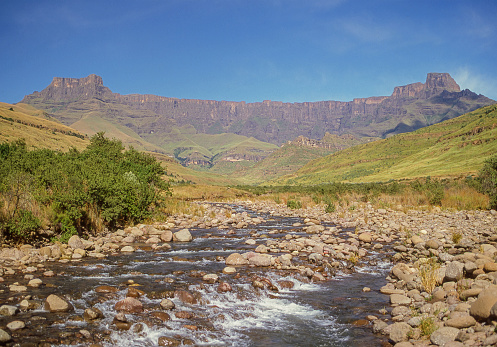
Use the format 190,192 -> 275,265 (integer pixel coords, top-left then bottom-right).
21,73 -> 495,146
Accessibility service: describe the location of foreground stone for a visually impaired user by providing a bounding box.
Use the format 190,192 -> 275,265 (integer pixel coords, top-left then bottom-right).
44,294 -> 73,313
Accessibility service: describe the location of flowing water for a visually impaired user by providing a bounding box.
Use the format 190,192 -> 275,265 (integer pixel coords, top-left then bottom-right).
0,204 -> 392,346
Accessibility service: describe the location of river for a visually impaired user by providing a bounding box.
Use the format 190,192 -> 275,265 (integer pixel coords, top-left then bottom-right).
0,204 -> 392,346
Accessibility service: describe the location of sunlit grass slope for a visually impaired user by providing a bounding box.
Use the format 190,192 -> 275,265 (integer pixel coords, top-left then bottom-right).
0,102 -> 88,151
272,104 -> 497,185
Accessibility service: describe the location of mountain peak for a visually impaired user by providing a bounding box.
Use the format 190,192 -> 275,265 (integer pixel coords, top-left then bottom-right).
23,74 -> 109,103
425,72 -> 460,93
391,72 -> 460,98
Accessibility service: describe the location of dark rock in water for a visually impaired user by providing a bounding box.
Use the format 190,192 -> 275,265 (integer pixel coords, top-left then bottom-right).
217,282 -> 232,293
114,297 -> 143,314
175,311 -> 193,319
158,336 -> 181,346
151,311 -> 171,322
95,285 -> 119,293
160,299 -> 175,310
83,307 -> 104,321
174,290 -> 197,304
126,287 -> 145,298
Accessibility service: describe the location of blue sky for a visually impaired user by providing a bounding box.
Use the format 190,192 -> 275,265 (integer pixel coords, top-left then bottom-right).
1,0 -> 496,104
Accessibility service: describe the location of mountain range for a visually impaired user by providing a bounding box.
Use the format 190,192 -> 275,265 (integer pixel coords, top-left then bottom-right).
17,73 -> 496,182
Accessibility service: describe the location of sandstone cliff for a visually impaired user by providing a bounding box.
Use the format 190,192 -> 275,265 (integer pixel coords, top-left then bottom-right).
21,73 -> 495,146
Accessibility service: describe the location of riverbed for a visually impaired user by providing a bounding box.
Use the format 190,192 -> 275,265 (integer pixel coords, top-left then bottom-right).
0,204 -> 392,346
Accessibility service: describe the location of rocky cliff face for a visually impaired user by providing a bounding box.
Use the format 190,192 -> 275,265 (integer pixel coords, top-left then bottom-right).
21,73 -> 495,146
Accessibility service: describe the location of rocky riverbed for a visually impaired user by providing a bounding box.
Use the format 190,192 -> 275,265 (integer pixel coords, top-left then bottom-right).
0,200 -> 496,346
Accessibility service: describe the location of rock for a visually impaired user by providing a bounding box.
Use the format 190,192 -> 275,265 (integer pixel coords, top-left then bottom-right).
83,307 -> 104,321
0,305 -> 18,316
305,225 -> 325,234
0,328 -> 11,343
444,316 -> 476,328
255,244 -> 268,253
127,287 -> 145,298
19,300 -> 38,311
28,278 -> 43,287
248,254 -> 273,267
151,311 -> 171,322
389,322 -> 412,343
223,266 -> 237,274
175,290 -> 197,304
483,262 -> 497,273
470,285 -> 497,320
217,282 -> 232,293
121,246 -> 135,252
95,285 -> 119,293
459,288 -> 481,301
44,294 -> 73,313
411,235 -> 424,245
483,334 -> 497,346
444,261 -> 464,282
358,232 -> 372,243
173,229 -> 192,242
390,294 -> 411,305
68,235 -> 85,250
160,299 -> 175,310
430,327 -> 459,346
9,284 -> 27,292
122,235 -> 135,243
202,274 -> 219,283
114,297 -> 143,314
425,239 -> 440,249
175,311 -> 193,319
372,319 -> 388,334
146,236 -> 161,244
225,253 -> 249,266
158,336 -> 180,346
245,239 -> 256,245
160,230 -> 173,242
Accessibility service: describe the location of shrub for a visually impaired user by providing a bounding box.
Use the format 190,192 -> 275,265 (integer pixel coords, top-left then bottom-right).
286,199 -> 302,209
0,133 -> 169,243
478,155 -> 497,209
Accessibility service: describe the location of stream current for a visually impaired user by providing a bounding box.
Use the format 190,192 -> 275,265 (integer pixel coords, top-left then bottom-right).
0,204 -> 392,346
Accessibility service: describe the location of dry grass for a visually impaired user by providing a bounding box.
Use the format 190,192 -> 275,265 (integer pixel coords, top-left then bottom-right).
417,258 -> 441,294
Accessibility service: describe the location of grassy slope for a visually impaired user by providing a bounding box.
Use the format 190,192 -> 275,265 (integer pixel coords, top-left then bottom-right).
70,112 -> 168,154
236,144 -> 335,184
271,104 -> 497,185
1,102 -> 236,185
0,102 -> 88,151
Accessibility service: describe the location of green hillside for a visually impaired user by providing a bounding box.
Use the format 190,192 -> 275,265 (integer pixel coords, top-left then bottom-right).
0,102 -> 88,151
271,104 -> 497,185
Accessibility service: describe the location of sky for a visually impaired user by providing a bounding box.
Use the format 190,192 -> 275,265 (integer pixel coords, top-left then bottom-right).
1,0 -> 496,104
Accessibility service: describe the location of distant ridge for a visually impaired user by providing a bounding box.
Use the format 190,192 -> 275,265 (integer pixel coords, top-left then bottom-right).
21,73 -> 495,147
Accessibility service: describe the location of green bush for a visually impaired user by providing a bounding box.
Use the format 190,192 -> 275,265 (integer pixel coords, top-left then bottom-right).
5,209 -> 41,241
287,199 -> 302,209
478,155 -> 497,209
0,133 -> 169,243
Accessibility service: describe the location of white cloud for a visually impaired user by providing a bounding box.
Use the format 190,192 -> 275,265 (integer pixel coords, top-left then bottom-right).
453,67 -> 497,101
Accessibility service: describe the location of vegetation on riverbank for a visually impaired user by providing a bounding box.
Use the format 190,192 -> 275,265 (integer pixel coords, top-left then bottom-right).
0,133 -> 169,244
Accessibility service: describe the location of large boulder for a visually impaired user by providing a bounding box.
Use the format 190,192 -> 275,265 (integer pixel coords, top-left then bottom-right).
247,254 -> 273,267
44,294 -> 73,313
389,322 -> 412,343
68,235 -> 85,250
173,229 -> 193,242
470,285 -> 497,320
160,230 -> 173,242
